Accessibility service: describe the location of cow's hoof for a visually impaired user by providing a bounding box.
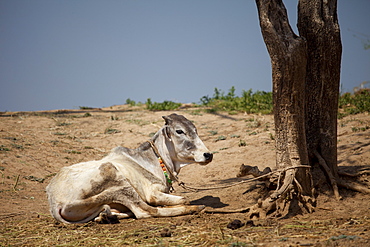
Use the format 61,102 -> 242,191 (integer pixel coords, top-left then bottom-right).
95,213 -> 120,224
190,205 -> 206,214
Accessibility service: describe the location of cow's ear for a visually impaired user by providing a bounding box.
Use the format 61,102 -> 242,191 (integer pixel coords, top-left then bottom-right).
164,127 -> 172,141
162,115 -> 172,125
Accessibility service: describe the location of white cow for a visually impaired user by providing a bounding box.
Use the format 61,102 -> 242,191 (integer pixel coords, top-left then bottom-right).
46,113 -> 213,224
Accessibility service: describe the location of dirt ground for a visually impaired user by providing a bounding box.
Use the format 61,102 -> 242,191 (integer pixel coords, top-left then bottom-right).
0,106 -> 369,246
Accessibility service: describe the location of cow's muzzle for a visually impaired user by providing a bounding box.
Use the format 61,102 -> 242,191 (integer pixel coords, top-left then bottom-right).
203,152 -> 213,162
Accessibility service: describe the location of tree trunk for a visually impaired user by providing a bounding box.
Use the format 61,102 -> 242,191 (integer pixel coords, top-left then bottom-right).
297,0 -> 342,199
254,0 -> 315,218
238,0 -> 370,219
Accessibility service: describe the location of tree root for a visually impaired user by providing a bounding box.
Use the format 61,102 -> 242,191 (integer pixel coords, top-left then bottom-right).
236,164 -> 272,179
338,169 -> 370,177
270,169 -> 295,201
211,159 -> 364,218
337,178 -> 370,193
207,164 -> 315,218
313,150 -> 342,200
314,150 -> 370,195
224,152 -> 369,219
293,177 -> 316,214
239,178 -> 315,219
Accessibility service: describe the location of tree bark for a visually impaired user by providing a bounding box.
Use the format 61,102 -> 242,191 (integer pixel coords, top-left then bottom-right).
297,0 -> 342,198
254,0 -> 315,217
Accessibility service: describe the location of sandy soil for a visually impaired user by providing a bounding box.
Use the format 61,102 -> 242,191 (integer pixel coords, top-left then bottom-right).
0,106 -> 369,246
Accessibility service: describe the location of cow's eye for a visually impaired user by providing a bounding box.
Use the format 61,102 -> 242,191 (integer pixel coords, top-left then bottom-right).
176,130 -> 185,135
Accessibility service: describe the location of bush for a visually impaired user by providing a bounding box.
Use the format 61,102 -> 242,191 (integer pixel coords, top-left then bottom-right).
200,87 -> 273,114
125,98 -> 137,106
79,106 -> 94,110
339,89 -> 370,117
146,98 -> 182,111
125,87 -> 369,116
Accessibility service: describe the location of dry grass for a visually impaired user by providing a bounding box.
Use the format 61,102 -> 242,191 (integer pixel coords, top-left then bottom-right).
1,108 -> 369,246
1,212 -> 369,246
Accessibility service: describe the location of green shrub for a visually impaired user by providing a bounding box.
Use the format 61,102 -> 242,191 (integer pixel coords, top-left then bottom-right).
79,106 -> 94,110
125,98 -> 137,106
146,98 -> 181,111
200,87 -> 369,116
200,87 -> 273,114
339,89 -> 370,117
120,87 -> 369,116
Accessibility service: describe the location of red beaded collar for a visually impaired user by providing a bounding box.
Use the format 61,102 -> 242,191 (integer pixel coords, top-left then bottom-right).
158,156 -> 172,185
147,141 -> 174,186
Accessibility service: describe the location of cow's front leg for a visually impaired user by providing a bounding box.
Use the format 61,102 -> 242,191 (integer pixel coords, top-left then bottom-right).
148,191 -> 189,206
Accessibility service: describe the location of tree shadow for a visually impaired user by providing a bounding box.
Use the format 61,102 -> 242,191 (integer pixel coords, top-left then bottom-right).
191,196 -> 229,209
338,139 -> 370,152
338,164 -> 370,174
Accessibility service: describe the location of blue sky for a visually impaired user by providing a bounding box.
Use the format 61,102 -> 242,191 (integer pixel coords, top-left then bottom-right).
1,0 -> 369,112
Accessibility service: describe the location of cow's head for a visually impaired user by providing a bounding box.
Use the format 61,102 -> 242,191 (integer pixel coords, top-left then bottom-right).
162,113 -> 213,166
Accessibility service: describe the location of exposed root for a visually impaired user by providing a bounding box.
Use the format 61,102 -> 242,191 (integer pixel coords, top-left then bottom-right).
226,151 -> 369,219
313,150 -> 370,195
248,198 -> 277,219
237,164 -> 272,179
337,178 -> 370,193
206,182 -> 316,219
338,169 -> 370,177
313,150 -> 342,200
293,177 -> 316,213
337,167 -> 370,193
227,164 -> 315,219
270,169 -> 295,201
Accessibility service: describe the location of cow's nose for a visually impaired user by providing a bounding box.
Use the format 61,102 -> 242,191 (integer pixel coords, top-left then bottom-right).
203,152 -> 213,161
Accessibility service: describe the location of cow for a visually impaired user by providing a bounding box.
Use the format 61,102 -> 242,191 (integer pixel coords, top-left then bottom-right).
46,113 -> 213,224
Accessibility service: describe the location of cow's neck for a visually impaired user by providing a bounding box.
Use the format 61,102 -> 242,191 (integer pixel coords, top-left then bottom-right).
151,128 -> 193,178
151,134 -> 178,180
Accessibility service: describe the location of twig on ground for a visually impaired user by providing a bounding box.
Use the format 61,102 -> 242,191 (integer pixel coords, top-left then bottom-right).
13,174 -> 20,191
